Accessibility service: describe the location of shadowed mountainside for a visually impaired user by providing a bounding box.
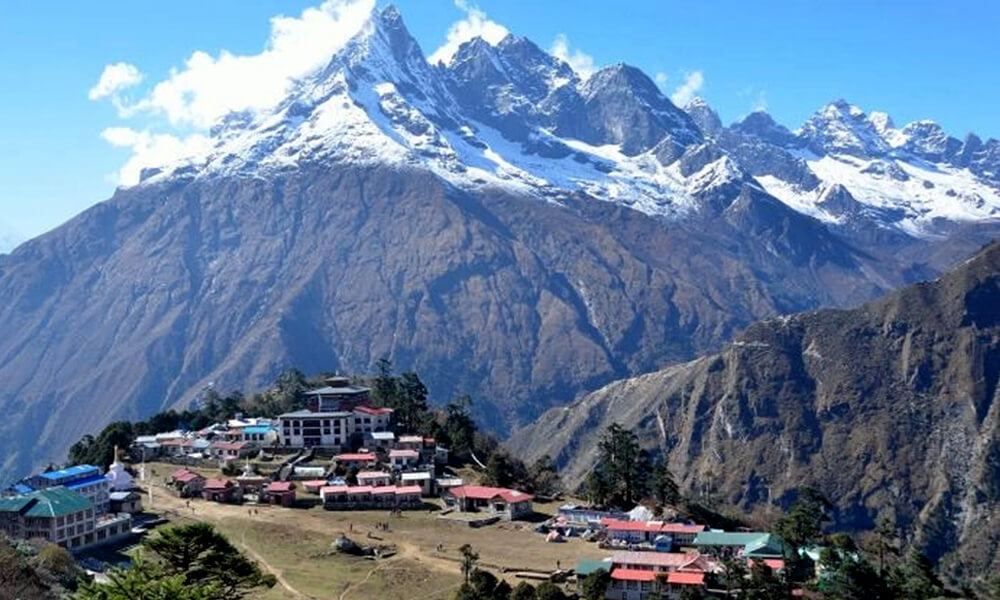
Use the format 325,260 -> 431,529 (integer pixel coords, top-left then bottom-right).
510,240 -> 1000,579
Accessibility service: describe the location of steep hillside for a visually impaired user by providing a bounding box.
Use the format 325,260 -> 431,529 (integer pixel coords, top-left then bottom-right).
1,4 -> 1000,479
0,163 -> 907,478
510,241 -> 1000,579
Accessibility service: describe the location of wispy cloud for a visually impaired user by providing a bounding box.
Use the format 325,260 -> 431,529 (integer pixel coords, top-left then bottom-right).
550,34 -> 597,79
428,0 -> 509,65
100,127 -> 212,186
88,62 -> 144,101
654,72 -> 668,89
670,71 -> 704,107
91,0 -> 375,129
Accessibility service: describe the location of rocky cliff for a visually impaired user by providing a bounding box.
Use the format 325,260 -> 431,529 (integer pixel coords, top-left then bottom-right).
510,241 -> 1000,579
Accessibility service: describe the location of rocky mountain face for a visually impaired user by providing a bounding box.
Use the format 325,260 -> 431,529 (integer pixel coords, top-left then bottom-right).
0,5 -> 999,478
510,241 -> 1000,579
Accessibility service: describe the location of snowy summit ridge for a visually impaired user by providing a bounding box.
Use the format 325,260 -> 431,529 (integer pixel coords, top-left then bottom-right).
134,4 -> 1000,237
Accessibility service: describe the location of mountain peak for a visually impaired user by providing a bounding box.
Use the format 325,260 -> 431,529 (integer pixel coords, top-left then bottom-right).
867,110 -> 895,134
731,109 -> 797,147
798,99 -> 889,158
685,96 -> 709,110
684,97 -> 722,138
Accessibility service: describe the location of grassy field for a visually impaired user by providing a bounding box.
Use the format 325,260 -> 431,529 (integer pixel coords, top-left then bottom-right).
142,463 -> 605,599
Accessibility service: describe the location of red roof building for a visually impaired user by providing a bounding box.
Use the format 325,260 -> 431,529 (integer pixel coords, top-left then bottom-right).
320,485 -> 424,510
168,468 -> 206,498
667,572 -> 705,585
334,453 -> 377,465
265,481 -> 297,507
202,478 -> 240,503
602,518 -> 706,546
612,568 -> 657,582
170,468 -> 202,483
441,486 -> 534,520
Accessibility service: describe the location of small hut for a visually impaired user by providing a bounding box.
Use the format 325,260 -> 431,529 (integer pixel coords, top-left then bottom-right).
203,478 -> 241,503
266,481 -> 297,507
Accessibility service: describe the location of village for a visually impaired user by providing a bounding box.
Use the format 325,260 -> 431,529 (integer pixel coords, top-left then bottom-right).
1,376 -> 827,599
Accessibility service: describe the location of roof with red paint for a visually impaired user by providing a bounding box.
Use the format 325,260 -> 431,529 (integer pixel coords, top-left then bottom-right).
170,469 -> 203,482
444,485 -> 534,503
611,568 -> 657,582
749,558 -> 786,571
335,453 -> 377,462
602,518 -> 705,534
667,572 -> 705,585
267,482 -> 296,493
389,449 -> 420,459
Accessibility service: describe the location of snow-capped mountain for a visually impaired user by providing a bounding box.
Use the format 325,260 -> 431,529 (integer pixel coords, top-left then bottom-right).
699,99 -> 1000,235
3,2 -> 1000,481
132,5 -> 1000,239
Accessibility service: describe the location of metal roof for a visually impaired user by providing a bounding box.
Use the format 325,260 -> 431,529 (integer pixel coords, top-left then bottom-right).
38,464 -> 100,481
305,384 -> 370,395
278,410 -> 351,418
0,487 -> 93,518
693,531 -> 770,546
243,425 -> 276,434
64,474 -> 109,490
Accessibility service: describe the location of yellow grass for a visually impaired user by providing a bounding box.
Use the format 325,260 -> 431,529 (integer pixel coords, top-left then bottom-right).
142,463 -> 605,599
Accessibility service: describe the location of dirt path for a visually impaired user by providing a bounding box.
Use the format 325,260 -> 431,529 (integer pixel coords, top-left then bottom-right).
241,527 -> 314,600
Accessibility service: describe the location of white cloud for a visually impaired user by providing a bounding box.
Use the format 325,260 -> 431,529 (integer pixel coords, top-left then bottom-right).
93,0 -> 376,184
101,127 -> 212,186
88,62 -> 144,101
549,34 -> 597,80
670,71 -> 704,107
106,0 -> 375,129
428,0 -> 509,65
654,72 -> 668,88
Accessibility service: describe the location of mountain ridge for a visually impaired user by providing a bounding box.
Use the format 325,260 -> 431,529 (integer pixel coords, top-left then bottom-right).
509,240 -> 1000,579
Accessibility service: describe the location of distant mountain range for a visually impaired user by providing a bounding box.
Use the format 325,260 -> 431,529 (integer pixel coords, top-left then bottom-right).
510,240 -> 1000,580
0,5 -> 999,480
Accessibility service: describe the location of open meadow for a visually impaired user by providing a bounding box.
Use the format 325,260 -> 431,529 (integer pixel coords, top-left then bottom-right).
144,463 -> 606,599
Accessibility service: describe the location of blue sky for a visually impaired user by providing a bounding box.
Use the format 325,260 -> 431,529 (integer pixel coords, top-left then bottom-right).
0,0 -> 997,243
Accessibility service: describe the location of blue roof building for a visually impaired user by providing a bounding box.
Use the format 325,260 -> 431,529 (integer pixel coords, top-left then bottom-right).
27,465 -> 110,515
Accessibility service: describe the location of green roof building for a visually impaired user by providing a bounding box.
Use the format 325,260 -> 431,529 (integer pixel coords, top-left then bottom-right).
0,486 -> 96,550
693,531 -> 787,558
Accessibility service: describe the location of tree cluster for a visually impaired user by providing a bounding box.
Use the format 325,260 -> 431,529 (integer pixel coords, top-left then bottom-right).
0,534 -> 83,600
74,522 -> 274,600
583,424 -> 679,510
482,451 -> 562,497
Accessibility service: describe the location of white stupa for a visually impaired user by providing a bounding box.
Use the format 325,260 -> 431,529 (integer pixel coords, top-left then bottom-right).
105,446 -> 136,491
